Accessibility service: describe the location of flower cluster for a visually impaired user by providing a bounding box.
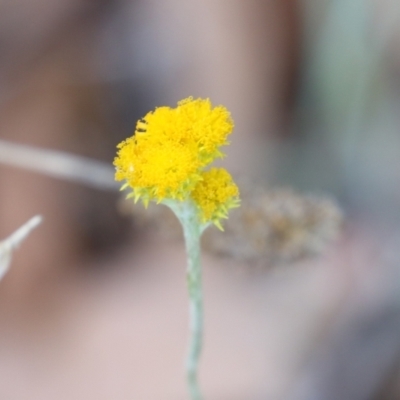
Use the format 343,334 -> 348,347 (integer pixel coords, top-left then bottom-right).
192,168 -> 239,229
114,97 -> 240,228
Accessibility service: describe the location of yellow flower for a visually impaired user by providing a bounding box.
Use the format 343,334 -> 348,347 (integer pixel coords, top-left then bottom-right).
115,137 -> 201,204
114,97 -> 234,204
192,168 -> 240,229
136,98 -> 233,164
114,97 -> 240,227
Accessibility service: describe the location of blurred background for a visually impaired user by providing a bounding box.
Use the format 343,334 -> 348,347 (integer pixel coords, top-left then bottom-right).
1,0 -> 400,399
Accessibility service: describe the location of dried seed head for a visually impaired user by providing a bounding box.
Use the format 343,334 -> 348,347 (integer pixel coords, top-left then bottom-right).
202,186 -> 343,265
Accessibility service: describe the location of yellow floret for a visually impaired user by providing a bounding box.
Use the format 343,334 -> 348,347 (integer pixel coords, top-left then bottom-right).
135,97 -> 234,165
114,137 -> 201,203
192,168 -> 240,229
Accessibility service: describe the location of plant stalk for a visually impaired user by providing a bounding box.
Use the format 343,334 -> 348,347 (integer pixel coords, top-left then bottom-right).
168,200 -> 204,400
183,218 -> 203,400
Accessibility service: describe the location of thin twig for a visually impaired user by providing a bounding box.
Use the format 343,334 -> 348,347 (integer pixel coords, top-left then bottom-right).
0,215 -> 43,280
0,139 -> 119,191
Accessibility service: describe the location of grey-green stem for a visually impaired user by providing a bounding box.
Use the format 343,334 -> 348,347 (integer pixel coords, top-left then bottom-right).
165,200 -> 204,400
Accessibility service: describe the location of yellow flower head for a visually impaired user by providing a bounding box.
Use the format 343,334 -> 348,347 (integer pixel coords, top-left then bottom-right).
114,97 -> 239,226
136,97 -> 234,165
192,168 -> 240,229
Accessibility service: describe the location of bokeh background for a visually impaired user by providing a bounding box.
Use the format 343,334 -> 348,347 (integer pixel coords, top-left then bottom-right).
1,0 -> 400,399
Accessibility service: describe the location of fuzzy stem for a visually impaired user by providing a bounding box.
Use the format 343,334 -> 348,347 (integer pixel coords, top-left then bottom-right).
183,215 -> 203,400
165,200 -> 204,400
